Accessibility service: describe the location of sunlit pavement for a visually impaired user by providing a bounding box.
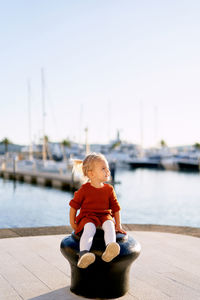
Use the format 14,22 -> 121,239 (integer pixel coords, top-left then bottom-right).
0,231 -> 200,300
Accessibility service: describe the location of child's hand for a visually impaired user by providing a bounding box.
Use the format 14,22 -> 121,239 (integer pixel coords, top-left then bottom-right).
115,224 -> 127,234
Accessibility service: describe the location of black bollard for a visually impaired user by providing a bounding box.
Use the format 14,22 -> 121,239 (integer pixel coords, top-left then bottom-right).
109,161 -> 116,182
60,228 -> 141,299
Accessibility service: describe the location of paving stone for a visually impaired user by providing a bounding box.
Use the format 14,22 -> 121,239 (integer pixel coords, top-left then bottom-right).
0,231 -> 200,300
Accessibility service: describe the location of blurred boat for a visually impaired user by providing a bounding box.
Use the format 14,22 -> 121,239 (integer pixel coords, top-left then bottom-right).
176,155 -> 200,171
128,155 -> 164,169
17,159 -> 69,174
161,156 -> 179,171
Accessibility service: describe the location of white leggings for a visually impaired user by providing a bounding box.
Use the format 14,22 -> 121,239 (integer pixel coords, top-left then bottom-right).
79,220 -> 116,252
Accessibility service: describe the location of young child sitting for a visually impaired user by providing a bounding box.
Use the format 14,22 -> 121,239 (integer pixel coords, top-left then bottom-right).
69,152 -> 126,268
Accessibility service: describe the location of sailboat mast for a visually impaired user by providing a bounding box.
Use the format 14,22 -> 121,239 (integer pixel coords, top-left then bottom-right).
140,100 -> 144,151
85,127 -> 90,155
154,105 -> 158,147
107,100 -> 111,143
41,68 -> 47,162
79,103 -> 83,146
27,79 -> 33,160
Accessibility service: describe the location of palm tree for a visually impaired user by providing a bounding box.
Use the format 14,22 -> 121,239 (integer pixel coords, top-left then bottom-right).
61,139 -> 71,148
194,142 -> 200,150
44,135 -> 52,160
61,139 -> 71,162
0,138 -> 12,153
44,135 -> 49,143
160,139 -> 167,148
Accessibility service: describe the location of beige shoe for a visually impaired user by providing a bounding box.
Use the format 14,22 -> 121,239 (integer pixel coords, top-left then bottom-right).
102,242 -> 120,262
77,252 -> 96,268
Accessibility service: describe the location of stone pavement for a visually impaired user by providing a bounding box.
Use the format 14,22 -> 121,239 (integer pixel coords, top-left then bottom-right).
0,231 -> 200,300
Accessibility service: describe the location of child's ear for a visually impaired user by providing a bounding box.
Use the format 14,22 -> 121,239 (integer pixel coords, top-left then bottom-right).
87,170 -> 93,178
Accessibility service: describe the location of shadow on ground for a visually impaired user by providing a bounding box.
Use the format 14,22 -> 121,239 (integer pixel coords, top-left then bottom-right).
29,286 -> 84,300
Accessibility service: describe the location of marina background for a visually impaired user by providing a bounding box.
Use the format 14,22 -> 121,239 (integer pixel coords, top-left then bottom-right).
1,167 -> 200,229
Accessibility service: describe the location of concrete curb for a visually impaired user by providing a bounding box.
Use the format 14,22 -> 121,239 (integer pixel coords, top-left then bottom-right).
0,224 -> 199,239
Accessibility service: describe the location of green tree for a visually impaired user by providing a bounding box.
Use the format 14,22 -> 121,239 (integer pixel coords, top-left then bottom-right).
110,141 -> 121,150
61,139 -> 71,147
194,142 -> 200,149
44,135 -> 49,143
160,139 -> 167,148
0,137 -> 12,153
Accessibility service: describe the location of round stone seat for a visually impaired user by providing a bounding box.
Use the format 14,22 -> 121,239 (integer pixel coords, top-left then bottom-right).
60,228 -> 141,299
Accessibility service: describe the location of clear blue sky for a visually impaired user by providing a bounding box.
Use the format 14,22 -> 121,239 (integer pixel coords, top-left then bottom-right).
0,0 -> 200,147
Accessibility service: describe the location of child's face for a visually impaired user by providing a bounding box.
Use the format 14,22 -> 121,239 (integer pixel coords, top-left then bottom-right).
90,159 -> 110,182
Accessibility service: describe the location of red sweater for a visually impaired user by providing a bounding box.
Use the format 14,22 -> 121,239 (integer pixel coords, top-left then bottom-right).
69,182 -> 120,234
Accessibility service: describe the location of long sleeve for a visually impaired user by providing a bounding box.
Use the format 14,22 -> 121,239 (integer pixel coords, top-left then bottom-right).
109,186 -> 121,213
69,185 -> 84,210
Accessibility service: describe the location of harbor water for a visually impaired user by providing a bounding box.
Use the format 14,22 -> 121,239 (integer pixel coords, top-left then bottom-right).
0,168 -> 200,228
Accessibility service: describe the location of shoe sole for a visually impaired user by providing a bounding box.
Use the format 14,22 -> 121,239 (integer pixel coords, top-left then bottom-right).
77,253 -> 95,268
102,242 -> 120,262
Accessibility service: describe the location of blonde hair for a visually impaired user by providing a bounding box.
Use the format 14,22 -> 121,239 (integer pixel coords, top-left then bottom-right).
72,152 -> 107,178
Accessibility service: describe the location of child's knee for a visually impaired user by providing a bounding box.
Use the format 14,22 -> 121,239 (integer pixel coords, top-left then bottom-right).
102,220 -> 114,230
84,222 -> 96,235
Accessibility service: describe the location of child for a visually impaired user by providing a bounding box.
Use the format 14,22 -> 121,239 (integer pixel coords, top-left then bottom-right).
69,153 -> 126,269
